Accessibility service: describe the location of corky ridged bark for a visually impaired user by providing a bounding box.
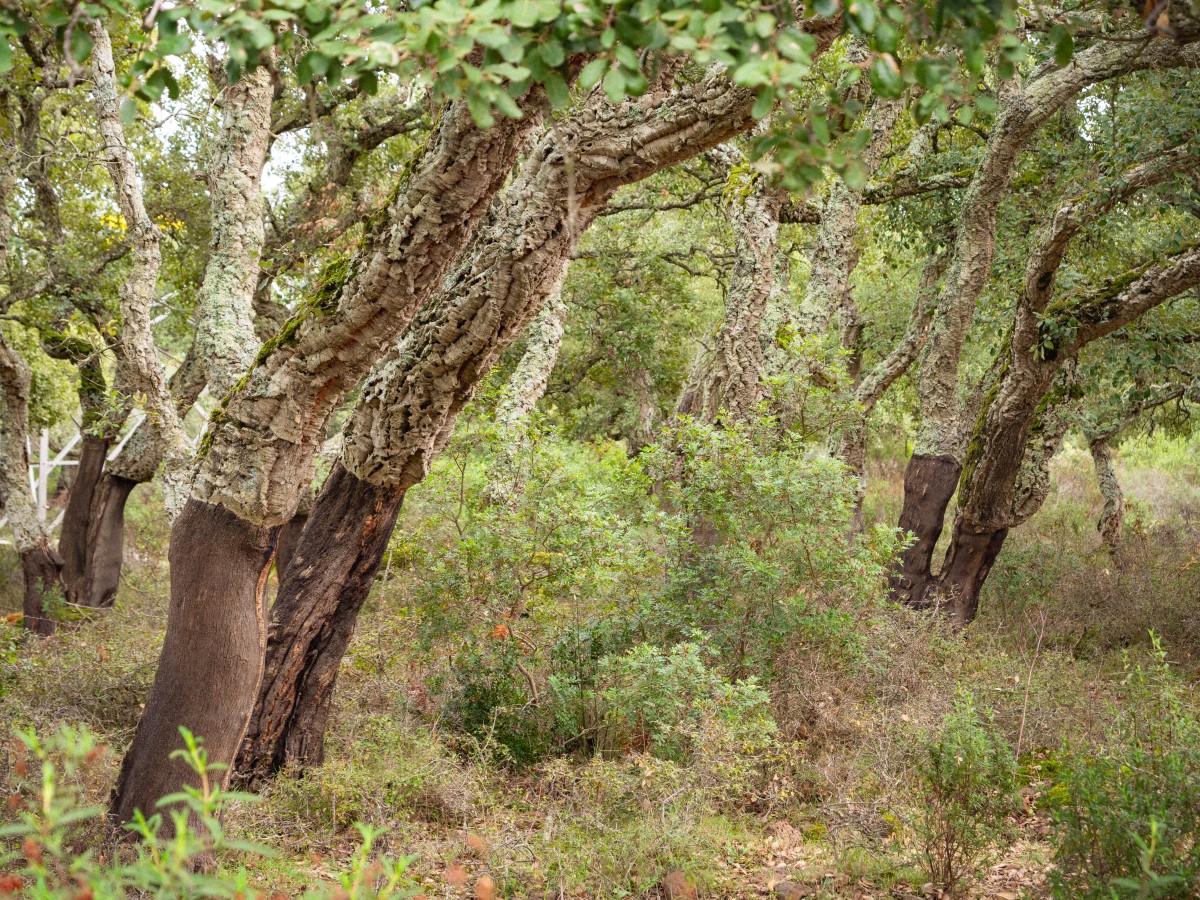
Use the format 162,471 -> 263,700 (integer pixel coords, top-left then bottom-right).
111,93 -> 549,824
676,146 -> 782,422
1088,437 -> 1123,555
193,65 -> 274,399
90,24 -> 185,492
893,36 -> 1200,606
485,287 -> 568,505
239,66 -> 810,780
0,336 -> 59,635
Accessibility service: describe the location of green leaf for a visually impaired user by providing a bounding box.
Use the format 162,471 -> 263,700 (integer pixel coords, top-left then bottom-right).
579,57 -> 608,92
119,97 -> 137,125
602,65 -> 625,104
467,92 -> 495,129
543,71 -> 570,109
0,38 -> 12,74
69,25 -> 92,64
751,89 -> 774,120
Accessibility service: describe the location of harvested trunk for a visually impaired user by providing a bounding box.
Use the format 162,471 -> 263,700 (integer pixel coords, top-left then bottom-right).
931,519 -> 1009,626
888,453 -> 962,607
82,351 -> 207,608
80,474 -> 139,608
243,62 -> 816,780
110,499 -> 277,824
237,463 -> 404,781
896,38 -> 1199,600
58,436 -> 108,606
0,336 -> 60,635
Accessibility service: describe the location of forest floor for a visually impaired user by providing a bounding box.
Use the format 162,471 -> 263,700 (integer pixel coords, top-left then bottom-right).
0,437 -> 1196,899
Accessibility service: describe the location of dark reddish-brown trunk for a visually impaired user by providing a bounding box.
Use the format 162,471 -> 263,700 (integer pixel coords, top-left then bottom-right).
21,541 -> 60,636
84,474 -> 139,608
58,436 -> 108,607
927,513 -> 1009,626
888,454 -> 961,608
274,510 -> 308,583
109,498 -> 276,826
237,462 -> 404,783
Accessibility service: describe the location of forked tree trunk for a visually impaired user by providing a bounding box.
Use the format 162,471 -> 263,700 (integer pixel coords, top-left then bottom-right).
109,499 -> 277,823
237,463 -> 405,781
887,454 -> 962,607
58,436 -> 109,606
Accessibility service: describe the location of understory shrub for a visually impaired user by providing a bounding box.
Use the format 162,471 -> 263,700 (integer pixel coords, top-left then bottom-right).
913,691 -> 1018,897
0,725 -> 418,898
1050,635 -> 1200,899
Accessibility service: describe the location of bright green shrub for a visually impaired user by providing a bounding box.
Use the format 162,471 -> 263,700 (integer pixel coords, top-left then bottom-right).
1050,635 -> 1200,899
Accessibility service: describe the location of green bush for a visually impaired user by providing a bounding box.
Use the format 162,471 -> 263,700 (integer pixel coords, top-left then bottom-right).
1050,635 -> 1200,899
0,724 -> 418,898
913,691 -> 1018,897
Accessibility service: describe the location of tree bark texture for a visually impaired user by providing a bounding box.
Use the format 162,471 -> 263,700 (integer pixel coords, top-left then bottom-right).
58,436 -> 108,607
887,453 -> 962,608
112,95 -> 549,821
245,66 -> 818,780
676,146 -> 782,423
90,24 -> 185,491
193,65 -> 275,399
911,37 -> 1199,462
237,462 -> 404,781
1088,437 -> 1123,555
484,288 -> 568,505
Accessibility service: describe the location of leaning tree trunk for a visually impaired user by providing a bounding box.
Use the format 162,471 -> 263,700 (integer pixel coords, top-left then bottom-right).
110,89 -> 553,822
892,38 -> 1194,606
237,463 -> 405,781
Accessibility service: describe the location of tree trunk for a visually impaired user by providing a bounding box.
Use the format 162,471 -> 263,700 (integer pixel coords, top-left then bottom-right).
109,499 -> 277,824
1088,439 -> 1124,558
20,539 -> 60,637
888,454 -> 962,607
930,515 -> 1009,626
80,473 -> 139,609
237,462 -> 404,782
58,436 -> 109,607
274,510 -> 308,584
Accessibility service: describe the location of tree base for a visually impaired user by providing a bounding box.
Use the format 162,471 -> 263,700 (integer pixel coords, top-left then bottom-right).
888,454 -> 962,607
110,498 -> 276,827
